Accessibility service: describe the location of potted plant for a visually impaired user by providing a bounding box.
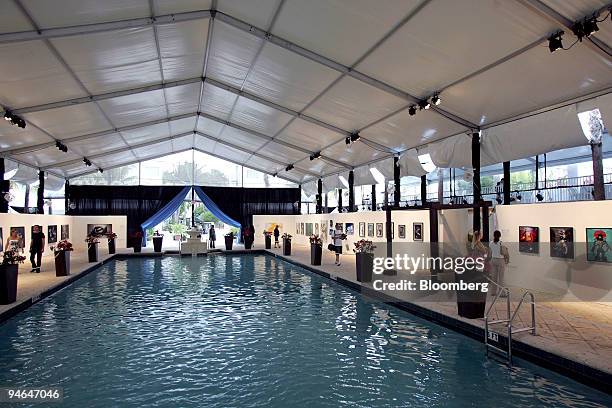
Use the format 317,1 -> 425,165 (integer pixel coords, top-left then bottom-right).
106,232 -> 117,254
309,235 -> 323,265
152,230 -> 163,253
263,231 -> 272,249
282,233 -> 292,256
51,240 -> 73,277
85,235 -> 100,262
0,250 -> 26,304
132,231 -> 143,253
354,240 -> 376,283
224,232 -> 234,250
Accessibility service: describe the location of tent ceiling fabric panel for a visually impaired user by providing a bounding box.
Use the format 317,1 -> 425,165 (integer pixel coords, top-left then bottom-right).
157,19 -> 209,81
294,158 -> 344,177
372,157 -> 395,180
442,44 -> 612,126
212,143 -> 253,163
206,21 -> 264,88
196,116 -> 226,138
23,103 -> 110,139
274,118 -> 341,151
429,133 -> 472,169
0,1 -> 31,33
217,0 -> 279,29
245,156 -> 284,174
169,117 -> 198,135
322,174 -> 346,192
352,165 -> 378,187
301,180 -> 317,197
0,121 -> 53,150
242,42 -> 342,112
356,0 -> 555,98
13,145 -> 82,168
67,133 -> 127,157
398,149 -> 427,177
154,0 -> 213,15
216,127 -> 268,151
272,0 -> 422,67
258,142 -> 308,164
0,40 -> 85,108
199,81 -> 239,121
322,142 -> 387,168
361,107 -> 467,152
229,96 -> 293,136
50,27 -> 161,94
164,83 -> 201,117
97,89 -> 169,128
97,151 -> 138,167
194,134 -> 217,152
171,135 -> 195,152
304,76 -> 407,131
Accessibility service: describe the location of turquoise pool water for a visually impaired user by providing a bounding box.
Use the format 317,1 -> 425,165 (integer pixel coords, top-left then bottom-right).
0,255 -> 609,407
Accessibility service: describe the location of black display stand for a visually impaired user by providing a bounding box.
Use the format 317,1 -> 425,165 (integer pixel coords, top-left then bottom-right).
88,243 -> 99,262
225,235 -> 233,250
310,244 -> 322,265
0,264 -> 18,304
108,239 -> 116,254
265,235 -> 271,249
55,251 -> 71,276
456,268 -> 487,319
152,236 -> 163,253
356,252 -> 374,282
283,239 -> 291,256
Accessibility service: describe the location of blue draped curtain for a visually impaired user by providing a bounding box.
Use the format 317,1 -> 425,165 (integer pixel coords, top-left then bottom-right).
193,186 -> 241,228
140,186 -> 190,245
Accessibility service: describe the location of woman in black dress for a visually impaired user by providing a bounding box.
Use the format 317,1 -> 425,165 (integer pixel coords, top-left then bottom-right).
29,224 -> 46,273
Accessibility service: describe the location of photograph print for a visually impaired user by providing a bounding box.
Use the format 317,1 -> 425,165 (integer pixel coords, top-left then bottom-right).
398,224 -> 406,239
345,223 -> 354,235
376,223 -> 383,238
413,222 -> 423,242
61,224 -> 70,240
48,225 -> 58,244
359,222 -> 365,237
549,227 -> 573,259
87,224 -> 112,237
367,223 -> 374,237
10,226 -> 26,250
519,226 -> 539,253
586,228 -> 611,263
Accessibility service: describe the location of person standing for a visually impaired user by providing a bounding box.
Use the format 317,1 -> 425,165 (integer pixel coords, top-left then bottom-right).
489,230 -> 509,296
29,225 -> 45,273
332,223 -> 344,266
209,225 -> 216,249
273,225 -> 280,248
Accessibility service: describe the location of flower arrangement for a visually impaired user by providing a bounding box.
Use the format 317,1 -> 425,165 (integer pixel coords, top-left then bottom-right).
281,233 -> 292,240
51,240 -> 73,252
106,232 -> 117,240
353,240 -> 376,254
225,231 -> 234,238
2,250 -> 26,265
85,235 -> 100,245
263,231 -> 272,236
309,234 -> 322,245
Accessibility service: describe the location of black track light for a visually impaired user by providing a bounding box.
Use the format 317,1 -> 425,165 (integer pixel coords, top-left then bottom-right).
2,109 -> 26,128
548,31 -> 564,53
536,191 -> 544,202
55,140 -> 68,153
98,168 -> 104,173
4,111 -> 12,121
83,158 -> 92,167
408,105 -> 417,116
583,16 -> 599,37
431,94 -> 441,106
350,133 -> 360,143
309,152 -> 321,161
285,164 -> 294,172
345,136 -> 351,145
418,100 -> 430,110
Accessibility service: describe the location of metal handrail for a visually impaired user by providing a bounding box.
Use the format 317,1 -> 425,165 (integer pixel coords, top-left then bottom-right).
507,291 -> 536,364
484,287 -> 510,358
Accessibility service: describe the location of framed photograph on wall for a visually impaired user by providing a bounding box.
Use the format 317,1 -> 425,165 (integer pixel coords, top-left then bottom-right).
315,223 -> 319,236
367,223 -> 374,237
398,225 -> 406,239
376,223 -> 383,238
413,222 -> 423,242
296,223 -> 299,234
586,228 -> 612,263
345,223 -> 354,235
549,227 -> 574,259
48,225 -> 58,244
87,224 -> 112,237
0,227 -> 3,252
300,223 -> 304,235
519,226 -> 539,253
359,222 -> 366,237
11,226 -> 26,249
61,224 -> 70,240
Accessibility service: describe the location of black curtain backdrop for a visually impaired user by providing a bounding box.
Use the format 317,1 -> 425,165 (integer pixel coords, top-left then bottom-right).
67,185 -> 185,247
199,186 -> 300,232
67,185 -> 300,246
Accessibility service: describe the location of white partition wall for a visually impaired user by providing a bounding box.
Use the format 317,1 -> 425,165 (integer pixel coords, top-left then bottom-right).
0,214 -> 127,255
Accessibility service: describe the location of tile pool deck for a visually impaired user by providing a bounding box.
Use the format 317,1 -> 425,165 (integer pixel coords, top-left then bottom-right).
1,244 -> 610,393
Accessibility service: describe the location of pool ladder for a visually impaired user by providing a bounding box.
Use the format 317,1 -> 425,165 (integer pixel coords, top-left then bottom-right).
484,288 -> 536,364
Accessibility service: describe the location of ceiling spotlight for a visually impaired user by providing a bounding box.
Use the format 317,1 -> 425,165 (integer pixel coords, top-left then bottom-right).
548,31 -> 564,53
272,173 -> 277,178
310,152 -> 321,161
83,158 -> 92,167
98,168 -> 104,173
55,140 -> 68,153
536,191 -> 544,202
408,105 -> 417,116
345,136 -> 351,145
350,133 -> 361,143
583,16 -> 599,37
3,110 -> 11,121
418,100 -> 430,110
431,94 -> 441,106
285,164 -> 294,172
2,109 -> 26,128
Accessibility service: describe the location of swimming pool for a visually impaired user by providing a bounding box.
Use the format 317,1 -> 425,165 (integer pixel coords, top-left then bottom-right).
0,255 -> 609,407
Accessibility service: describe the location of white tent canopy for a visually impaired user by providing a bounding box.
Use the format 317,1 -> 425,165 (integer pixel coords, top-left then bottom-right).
0,0 -> 610,187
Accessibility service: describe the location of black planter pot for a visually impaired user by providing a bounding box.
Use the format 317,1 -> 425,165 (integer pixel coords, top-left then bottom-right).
55,250 -> 71,277
310,244 -> 322,265
0,264 -> 18,305
225,235 -> 233,250
283,239 -> 292,256
133,244 -> 142,253
265,235 -> 271,249
88,243 -> 99,262
108,239 -> 116,254
245,239 -> 253,250
152,236 -> 163,253
455,267 -> 487,319
356,252 -> 374,282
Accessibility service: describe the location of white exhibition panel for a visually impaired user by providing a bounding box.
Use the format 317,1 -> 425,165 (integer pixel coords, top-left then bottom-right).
0,213 -> 127,254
